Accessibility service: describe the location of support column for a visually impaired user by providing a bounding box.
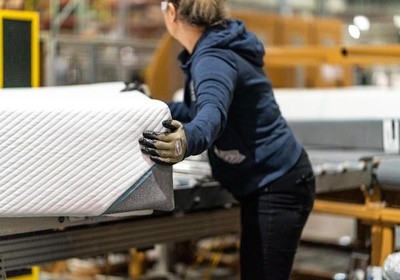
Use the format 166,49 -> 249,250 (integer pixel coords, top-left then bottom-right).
370,223 -> 394,266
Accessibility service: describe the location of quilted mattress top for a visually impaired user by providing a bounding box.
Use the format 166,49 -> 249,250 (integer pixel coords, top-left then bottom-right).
0,82 -> 173,217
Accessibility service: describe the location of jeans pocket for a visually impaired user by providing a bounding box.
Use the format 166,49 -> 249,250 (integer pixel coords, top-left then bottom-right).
297,172 -> 316,214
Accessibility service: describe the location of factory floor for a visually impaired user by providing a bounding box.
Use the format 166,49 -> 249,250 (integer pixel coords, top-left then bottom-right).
37,243 -> 352,280
292,243 -> 352,279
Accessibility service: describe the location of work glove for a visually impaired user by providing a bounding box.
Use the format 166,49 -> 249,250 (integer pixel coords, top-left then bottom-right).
139,120 -> 187,165
121,81 -> 151,97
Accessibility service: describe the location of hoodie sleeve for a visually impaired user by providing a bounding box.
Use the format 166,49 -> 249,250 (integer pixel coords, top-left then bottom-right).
168,101 -> 191,123
184,52 -> 237,156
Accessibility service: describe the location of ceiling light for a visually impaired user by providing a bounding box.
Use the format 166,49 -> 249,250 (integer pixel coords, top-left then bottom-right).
348,25 -> 361,39
353,15 -> 370,31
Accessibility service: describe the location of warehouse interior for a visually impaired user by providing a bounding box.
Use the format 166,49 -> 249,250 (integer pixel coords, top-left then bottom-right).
0,0 -> 400,279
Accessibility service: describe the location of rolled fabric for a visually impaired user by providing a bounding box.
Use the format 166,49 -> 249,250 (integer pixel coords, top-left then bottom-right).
376,158 -> 400,188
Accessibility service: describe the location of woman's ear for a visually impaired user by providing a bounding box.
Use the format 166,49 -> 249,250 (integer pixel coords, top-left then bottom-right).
167,2 -> 178,21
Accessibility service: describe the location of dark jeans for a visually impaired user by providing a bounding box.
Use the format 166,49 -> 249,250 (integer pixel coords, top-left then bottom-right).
237,150 -> 315,280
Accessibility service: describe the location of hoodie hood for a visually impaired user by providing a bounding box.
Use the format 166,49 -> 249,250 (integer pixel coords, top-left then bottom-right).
179,20 -> 265,69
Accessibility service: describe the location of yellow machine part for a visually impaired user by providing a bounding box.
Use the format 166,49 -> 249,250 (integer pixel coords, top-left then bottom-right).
9,267 -> 40,280
0,9 -> 40,87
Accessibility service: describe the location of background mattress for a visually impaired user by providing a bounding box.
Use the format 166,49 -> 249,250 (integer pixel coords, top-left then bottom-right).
0,82 -> 174,217
274,86 -> 400,120
274,86 -> 400,189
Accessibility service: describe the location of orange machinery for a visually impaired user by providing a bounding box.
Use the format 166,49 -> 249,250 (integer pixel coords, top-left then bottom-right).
145,11 -> 352,100
265,44 -> 400,67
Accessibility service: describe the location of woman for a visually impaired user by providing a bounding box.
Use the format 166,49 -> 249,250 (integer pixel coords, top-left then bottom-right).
139,0 -> 315,279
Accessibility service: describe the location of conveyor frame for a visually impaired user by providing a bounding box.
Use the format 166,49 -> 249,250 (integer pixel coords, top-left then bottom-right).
0,208 -> 240,275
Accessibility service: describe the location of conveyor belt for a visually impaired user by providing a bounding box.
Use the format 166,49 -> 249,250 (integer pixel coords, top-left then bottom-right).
303,149 -> 373,193
0,208 -> 240,274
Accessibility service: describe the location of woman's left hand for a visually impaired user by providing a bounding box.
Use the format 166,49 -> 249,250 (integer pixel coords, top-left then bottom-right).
139,120 -> 187,165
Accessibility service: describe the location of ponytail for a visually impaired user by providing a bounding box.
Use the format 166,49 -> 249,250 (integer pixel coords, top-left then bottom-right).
175,0 -> 227,27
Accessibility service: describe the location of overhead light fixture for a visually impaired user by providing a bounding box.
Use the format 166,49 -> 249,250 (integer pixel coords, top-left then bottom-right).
394,15 -> 400,28
353,15 -> 370,31
348,24 -> 361,39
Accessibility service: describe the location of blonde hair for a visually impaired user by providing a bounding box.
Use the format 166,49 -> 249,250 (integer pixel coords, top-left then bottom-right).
171,0 -> 227,27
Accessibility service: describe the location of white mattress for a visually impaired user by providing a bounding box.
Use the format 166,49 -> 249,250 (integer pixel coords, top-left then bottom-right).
275,86 -> 400,120
275,86 -> 400,153
0,82 -> 174,217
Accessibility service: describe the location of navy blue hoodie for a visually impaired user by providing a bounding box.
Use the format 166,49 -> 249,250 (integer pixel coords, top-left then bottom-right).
168,19 -> 302,196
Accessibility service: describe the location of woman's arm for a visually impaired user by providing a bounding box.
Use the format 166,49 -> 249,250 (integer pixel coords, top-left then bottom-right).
184,53 -> 237,156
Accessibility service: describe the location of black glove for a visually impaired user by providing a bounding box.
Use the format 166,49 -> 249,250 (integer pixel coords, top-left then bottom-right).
139,120 -> 187,165
121,81 -> 151,97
